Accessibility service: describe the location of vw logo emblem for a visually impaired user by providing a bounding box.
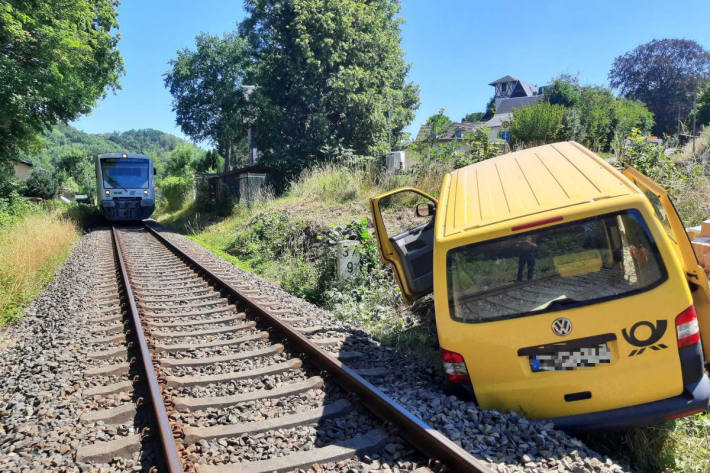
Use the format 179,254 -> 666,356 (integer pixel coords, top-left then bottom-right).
552,317 -> 572,336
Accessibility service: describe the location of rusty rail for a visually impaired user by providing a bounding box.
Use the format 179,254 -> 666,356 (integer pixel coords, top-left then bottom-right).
111,226 -> 185,473
144,223 -> 493,473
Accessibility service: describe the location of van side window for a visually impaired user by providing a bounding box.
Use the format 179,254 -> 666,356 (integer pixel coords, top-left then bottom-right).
643,190 -> 676,242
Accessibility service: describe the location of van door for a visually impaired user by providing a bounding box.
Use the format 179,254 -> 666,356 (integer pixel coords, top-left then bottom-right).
622,165 -> 710,362
370,187 -> 437,303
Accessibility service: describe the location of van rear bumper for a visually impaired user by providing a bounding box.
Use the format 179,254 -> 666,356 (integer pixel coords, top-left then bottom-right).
549,374 -> 710,432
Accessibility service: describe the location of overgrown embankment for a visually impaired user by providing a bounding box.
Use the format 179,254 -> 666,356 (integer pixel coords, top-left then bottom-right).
158,135 -> 710,473
0,201 -> 80,327
159,164 -> 443,363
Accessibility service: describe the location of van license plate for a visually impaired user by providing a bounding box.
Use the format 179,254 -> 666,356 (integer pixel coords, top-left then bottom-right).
530,343 -> 611,372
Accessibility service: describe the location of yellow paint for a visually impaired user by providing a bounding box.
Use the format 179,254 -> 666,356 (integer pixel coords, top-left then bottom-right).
371,141 -> 710,419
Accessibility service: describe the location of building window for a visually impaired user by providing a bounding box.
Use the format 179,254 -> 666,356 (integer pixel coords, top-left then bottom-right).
455,129 -> 463,139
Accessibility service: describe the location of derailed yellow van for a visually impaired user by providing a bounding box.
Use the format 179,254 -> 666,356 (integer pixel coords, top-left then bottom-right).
371,141 -> 710,430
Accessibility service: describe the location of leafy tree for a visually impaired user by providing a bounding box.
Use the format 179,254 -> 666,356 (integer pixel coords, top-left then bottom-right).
425,109 -> 453,138
164,32 -> 252,172
697,82 -> 710,128
55,151 -> 95,195
545,75 -> 581,107
240,0 -> 419,177
23,168 -> 58,200
192,150 -> 225,173
0,0 -> 123,162
609,39 -> 710,135
463,112 -> 485,122
510,103 -> 565,145
483,96 -> 496,120
163,145 -> 198,177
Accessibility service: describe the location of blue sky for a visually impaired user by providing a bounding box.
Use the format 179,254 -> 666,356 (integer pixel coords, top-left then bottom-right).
73,0 -> 710,143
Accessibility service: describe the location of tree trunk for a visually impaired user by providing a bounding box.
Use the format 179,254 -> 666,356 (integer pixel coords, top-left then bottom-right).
223,142 -> 232,173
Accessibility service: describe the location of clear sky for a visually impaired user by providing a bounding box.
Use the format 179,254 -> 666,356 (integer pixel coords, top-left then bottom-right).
72,0 -> 710,142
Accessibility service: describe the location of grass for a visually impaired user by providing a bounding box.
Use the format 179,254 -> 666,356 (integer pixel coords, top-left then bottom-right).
0,211 -> 80,327
583,412 -> 710,473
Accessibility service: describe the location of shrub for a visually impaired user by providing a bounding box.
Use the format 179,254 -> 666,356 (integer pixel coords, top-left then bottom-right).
23,167 -> 58,199
64,202 -> 101,230
161,175 -> 193,211
510,102 -> 566,146
289,164 -> 363,204
0,192 -> 31,227
620,129 -> 700,196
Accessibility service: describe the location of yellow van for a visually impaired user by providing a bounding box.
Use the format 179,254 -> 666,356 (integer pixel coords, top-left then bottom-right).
371,141 -> 709,430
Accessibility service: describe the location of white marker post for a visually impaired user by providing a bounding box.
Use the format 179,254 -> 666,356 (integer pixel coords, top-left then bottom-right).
336,240 -> 360,280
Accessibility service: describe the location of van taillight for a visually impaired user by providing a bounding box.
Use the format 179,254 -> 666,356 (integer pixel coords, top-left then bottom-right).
441,348 -> 470,383
676,306 -> 700,349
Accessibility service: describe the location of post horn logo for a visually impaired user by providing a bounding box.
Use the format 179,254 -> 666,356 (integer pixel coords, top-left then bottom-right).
622,320 -> 668,356
551,317 -> 572,336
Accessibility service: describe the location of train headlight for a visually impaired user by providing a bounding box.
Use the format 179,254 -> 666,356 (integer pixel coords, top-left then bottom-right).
143,189 -> 149,195
105,190 -> 110,196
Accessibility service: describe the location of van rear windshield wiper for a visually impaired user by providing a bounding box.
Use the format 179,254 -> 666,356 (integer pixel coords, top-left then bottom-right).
532,295 -> 579,312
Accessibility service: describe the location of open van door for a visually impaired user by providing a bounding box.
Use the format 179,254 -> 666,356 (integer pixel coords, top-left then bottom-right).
370,187 -> 437,304
622,165 -> 710,362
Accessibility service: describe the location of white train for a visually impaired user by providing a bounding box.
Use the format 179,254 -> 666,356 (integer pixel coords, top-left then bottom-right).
95,153 -> 156,221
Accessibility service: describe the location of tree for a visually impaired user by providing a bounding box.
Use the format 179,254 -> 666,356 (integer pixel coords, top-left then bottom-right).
510,103 -> 565,145
23,168 -> 58,200
425,109 -> 453,138
0,0 -> 123,163
240,0 -> 419,177
609,39 -> 710,135
697,82 -> 710,128
163,145 -> 198,177
463,112 -> 485,122
164,32 -> 251,172
545,75 -> 581,107
55,150 -> 95,195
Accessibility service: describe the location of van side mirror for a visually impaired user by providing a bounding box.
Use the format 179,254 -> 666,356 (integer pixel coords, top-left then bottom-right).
415,202 -> 436,217
153,168 -> 157,175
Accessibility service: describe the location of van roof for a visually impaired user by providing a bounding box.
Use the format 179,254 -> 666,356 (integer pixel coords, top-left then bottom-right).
442,141 -> 637,236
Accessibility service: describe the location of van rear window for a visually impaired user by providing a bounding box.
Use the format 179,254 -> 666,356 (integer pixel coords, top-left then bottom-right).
446,210 -> 667,323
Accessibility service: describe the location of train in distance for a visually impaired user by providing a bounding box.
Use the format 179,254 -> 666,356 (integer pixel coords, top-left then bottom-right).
95,152 -> 156,221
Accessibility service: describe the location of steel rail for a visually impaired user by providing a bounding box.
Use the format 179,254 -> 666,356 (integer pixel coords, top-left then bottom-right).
111,226 -> 185,473
144,223 -> 493,473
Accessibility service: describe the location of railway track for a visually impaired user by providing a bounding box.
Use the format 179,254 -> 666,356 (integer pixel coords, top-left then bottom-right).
76,224 -> 493,473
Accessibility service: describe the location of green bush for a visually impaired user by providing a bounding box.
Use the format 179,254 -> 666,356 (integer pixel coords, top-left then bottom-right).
0,192 -> 31,227
620,129 -> 699,196
63,202 -> 101,230
161,175 -> 193,211
510,102 -> 566,145
23,168 -> 58,199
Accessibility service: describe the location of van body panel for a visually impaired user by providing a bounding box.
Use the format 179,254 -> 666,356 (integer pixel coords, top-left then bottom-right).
443,142 -> 636,236
621,166 -> 710,362
434,197 -> 691,418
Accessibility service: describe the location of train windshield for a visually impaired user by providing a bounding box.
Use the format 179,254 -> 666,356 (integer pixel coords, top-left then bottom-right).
102,158 -> 150,189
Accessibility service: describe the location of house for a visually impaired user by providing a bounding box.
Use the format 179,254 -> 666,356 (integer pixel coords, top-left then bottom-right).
489,75 -> 541,106
486,76 -> 544,141
414,75 -> 546,149
12,158 -> 33,180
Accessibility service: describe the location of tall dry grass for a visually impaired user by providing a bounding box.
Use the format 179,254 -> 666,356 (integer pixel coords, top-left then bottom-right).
0,212 -> 79,326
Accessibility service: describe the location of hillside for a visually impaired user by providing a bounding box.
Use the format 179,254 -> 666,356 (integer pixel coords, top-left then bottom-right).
23,124 -> 201,167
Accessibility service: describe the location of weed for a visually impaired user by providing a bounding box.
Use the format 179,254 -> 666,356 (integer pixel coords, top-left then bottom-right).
0,211 -> 79,326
